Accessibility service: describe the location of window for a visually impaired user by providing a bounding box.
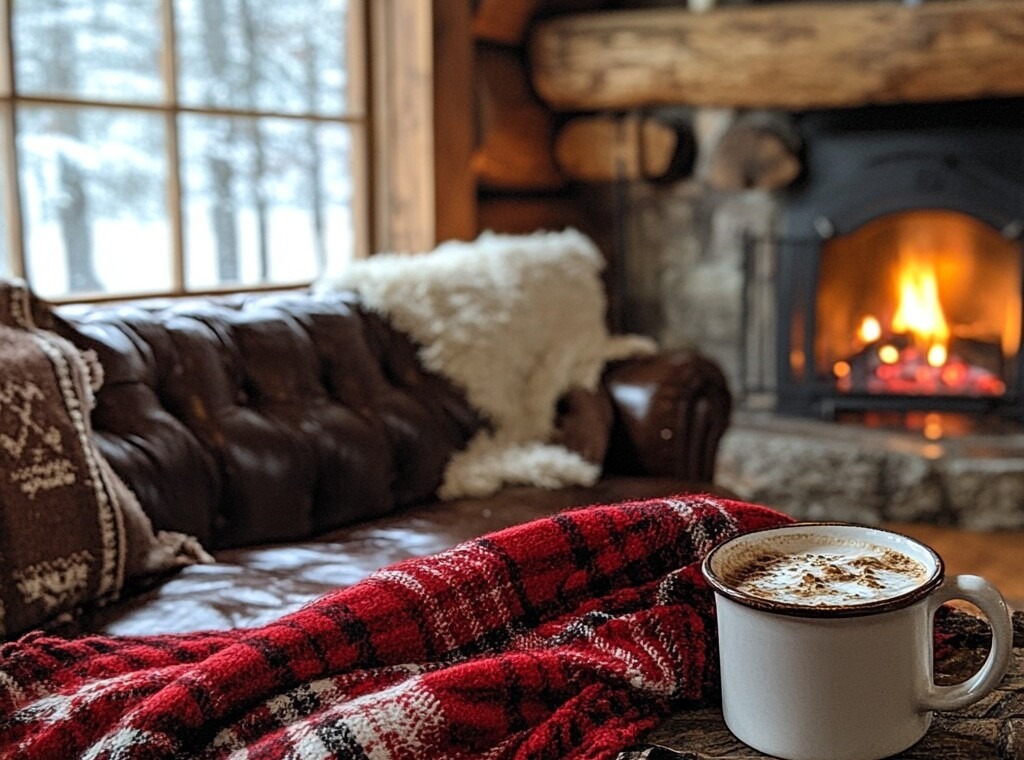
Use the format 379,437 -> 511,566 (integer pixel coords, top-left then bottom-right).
0,0 -> 368,301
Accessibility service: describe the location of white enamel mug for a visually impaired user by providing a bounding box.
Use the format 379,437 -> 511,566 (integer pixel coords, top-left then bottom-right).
701,523 -> 1013,760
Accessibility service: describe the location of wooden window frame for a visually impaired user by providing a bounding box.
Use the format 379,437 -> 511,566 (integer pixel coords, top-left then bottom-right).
373,0 -> 476,253
0,0 -> 375,302
0,0 -> 470,301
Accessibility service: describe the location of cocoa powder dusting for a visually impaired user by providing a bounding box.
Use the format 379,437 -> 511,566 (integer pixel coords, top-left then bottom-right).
728,546 -> 928,605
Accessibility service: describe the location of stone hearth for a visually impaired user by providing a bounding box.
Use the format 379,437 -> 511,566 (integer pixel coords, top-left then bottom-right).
718,412 -> 1024,530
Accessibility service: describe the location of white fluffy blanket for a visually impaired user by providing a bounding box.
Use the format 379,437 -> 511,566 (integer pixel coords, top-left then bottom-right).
316,229 -> 655,499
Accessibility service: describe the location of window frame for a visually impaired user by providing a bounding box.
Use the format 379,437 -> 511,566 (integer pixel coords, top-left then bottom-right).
0,0 -> 427,304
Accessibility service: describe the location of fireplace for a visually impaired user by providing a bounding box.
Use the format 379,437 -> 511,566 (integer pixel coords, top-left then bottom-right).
775,100 -> 1024,420
539,1 -> 1024,527
614,98 -> 1024,528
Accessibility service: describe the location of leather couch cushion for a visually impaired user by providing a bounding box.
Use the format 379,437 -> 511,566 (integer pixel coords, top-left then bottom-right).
58,291 -> 484,549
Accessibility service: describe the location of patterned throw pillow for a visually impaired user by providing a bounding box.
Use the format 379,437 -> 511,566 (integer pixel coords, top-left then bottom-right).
0,280 -> 209,639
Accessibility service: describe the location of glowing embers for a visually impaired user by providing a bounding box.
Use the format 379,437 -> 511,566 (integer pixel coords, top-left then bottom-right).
832,251 -> 1005,396
833,340 -> 1005,396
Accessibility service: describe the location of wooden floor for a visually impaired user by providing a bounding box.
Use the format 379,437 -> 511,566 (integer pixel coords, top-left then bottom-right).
885,522 -> 1024,610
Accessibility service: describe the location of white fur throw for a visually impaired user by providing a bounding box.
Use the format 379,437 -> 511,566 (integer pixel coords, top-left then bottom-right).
315,229 -> 655,499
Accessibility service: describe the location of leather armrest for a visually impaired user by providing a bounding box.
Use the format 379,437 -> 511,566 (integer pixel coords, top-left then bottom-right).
602,349 -> 732,483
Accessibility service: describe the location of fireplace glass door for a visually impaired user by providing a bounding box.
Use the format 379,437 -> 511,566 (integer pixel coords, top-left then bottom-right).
813,210 -> 1021,399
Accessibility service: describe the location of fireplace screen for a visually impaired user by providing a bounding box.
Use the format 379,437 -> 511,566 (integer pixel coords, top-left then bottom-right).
810,210 -> 1021,399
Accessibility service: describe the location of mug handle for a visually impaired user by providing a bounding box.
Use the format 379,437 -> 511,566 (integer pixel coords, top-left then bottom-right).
918,574 -> 1013,712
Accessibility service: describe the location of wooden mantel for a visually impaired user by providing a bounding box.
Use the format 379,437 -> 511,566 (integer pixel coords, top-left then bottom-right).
529,0 -> 1024,111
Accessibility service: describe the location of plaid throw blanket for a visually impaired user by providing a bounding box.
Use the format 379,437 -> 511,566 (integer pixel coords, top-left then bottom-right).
0,495 -> 790,759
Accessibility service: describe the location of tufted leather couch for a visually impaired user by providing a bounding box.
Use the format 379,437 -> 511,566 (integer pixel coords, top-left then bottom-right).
52,289 -> 732,636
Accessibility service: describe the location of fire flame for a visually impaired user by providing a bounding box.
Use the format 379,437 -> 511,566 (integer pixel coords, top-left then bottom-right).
824,209 -> 1017,399
891,259 -> 949,367
857,315 -> 881,344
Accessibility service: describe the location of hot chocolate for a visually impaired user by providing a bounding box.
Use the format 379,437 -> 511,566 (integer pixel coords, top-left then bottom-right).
726,538 -> 931,607
705,522 -> 1013,760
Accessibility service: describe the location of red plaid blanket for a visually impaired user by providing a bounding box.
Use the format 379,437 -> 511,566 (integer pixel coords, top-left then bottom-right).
0,495 -> 789,759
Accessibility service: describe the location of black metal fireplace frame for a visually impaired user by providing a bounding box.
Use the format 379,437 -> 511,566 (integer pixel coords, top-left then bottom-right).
775,100 -> 1024,420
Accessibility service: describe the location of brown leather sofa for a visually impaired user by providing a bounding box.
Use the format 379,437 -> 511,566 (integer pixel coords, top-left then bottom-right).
53,289 -> 732,636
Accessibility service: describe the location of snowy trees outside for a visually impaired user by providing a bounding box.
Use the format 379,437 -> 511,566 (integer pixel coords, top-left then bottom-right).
6,0 -> 359,299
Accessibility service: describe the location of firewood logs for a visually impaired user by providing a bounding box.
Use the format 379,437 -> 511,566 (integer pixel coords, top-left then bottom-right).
704,113 -> 802,191
555,113 -> 695,182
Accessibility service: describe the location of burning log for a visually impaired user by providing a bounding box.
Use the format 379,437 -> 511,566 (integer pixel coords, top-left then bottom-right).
833,336 -> 1006,398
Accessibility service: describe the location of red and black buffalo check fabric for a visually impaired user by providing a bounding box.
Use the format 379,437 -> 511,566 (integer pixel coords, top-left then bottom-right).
0,495 -> 790,759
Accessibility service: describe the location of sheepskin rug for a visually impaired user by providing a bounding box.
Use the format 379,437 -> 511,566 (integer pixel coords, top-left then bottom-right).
316,229 -> 655,499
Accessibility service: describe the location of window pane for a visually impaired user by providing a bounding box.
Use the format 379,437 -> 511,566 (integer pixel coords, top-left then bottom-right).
180,114 -> 355,290
13,0 -> 163,104
175,0 -> 354,115
18,106 -> 172,299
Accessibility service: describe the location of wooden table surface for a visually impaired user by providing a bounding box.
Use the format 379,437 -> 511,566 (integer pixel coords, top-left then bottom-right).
618,611 -> 1024,760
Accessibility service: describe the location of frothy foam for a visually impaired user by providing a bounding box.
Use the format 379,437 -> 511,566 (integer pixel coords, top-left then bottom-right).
724,538 -> 931,607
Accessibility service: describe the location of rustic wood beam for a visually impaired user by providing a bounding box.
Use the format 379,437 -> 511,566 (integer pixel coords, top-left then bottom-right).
555,113 -> 694,182
473,45 -> 565,191
477,195 -> 589,236
530,1 -> 1024,111
472,0 -> 545,45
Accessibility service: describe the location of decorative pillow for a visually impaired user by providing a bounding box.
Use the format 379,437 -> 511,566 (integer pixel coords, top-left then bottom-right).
0,280 -> 209,639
